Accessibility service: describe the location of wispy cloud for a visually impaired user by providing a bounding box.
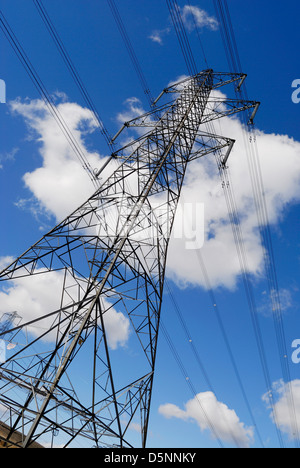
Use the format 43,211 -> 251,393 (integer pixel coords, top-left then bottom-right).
149,28 -> 171,46
181,5 -> 219,32
258,288 -> 294,317
149,5 -> 217,46
0,147 -> 19,170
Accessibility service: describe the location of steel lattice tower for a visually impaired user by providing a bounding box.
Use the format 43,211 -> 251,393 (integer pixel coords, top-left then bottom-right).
0,70 -> 258,448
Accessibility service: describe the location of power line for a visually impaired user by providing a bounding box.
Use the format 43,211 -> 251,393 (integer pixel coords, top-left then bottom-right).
105,3 -> 255,443
165,279 -> 262,448
165,239 -> 265,448
108,0 -> 269,447
214,146 -> 285,448
185,0 -> 209,68
33,0 -> 114,152
213,0 -> 299,446
4,7 -> 221,443
2,1 -> 290,447
175,0 -> 296,447
107,0 -> 154,107
105,2 -> 238,442
0,10 -> 99,189
162,2 -> 272,445
213,0 -> 242,75
160,2 -> 269,445
166,0 -> 198,76
107,1 -> 248,444
160,320 -> 225,448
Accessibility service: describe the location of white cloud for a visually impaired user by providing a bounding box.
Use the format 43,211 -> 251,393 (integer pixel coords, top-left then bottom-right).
116,97 -> 145,126
9,96 -> 107,222
159,392 -> 254,447
0,147 -> 19,170
149,6 -> 217,45
263,380 -> 300,440
0,268 -> 130,350
149,32 -> 163,46
149,28 -> 171,45
102,301 -> 131,350
0,256 -> 14,271
166,97 -> 300,290
1,97 -> 136,352
258,288 -> 293,317
181,5 -> 219,32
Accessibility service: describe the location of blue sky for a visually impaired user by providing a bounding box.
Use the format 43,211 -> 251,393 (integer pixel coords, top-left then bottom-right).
1,0 -> 300,449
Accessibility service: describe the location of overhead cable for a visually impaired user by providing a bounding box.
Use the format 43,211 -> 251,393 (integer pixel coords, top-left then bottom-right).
33,0 -> 114,152
213,0 -> 299,446
0,10 -> 99,189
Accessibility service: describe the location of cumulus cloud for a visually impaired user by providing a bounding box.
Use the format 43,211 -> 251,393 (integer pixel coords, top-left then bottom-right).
166,97 -> 300,290
263,380 -> 300,440
159,392 -> 254,447
9,96 -> 107,222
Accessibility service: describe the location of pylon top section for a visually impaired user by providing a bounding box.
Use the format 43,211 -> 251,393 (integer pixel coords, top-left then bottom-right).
109,70 -> 258,151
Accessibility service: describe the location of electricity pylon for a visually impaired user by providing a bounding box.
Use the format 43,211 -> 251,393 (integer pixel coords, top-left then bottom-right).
0,70 -> 258,448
